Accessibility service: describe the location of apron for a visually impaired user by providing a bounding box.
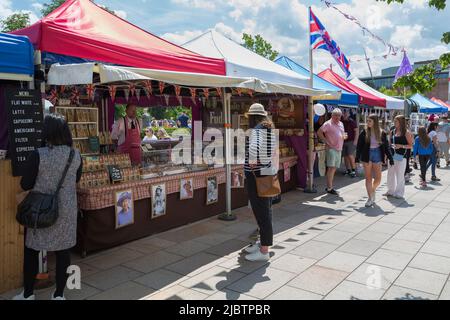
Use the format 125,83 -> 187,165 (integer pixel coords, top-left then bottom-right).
118,117 -> 142,165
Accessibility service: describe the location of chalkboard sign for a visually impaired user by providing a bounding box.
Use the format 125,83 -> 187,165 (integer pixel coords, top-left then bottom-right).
89,136 -> 100,153
6,89 -> 43,177
107,165 -> 123,183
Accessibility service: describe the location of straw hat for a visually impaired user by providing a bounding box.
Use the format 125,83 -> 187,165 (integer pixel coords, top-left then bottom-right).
245,103 -> 268,118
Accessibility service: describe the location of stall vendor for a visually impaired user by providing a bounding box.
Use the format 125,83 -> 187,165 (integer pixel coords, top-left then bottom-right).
111,104 -> 143,165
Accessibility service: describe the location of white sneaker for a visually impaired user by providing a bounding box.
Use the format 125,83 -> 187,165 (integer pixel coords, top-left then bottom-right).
12,291 -> 35,300
365,199 -> 374,207
245,250 -> 270,262
51,292 -> 66,300
244,241 -> 261,254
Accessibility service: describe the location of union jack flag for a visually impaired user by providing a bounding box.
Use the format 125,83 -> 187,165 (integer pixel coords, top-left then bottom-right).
310,8 -> 351,78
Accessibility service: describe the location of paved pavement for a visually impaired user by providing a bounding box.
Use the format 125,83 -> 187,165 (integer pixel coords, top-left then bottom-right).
2,163 -> 450,300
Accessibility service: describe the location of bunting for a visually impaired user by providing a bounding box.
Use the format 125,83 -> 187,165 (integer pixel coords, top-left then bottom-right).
108,85 -> 117,102
159,81 -> 165,94
48,88 -> 58,105
86,84 -> 95,101
70,87 -> 80,105
190,88 -> 197,104
143,80 -> 153,98
174,85 -> 182,104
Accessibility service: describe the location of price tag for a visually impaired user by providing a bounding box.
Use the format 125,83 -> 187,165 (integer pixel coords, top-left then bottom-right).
107,165 -> 123,183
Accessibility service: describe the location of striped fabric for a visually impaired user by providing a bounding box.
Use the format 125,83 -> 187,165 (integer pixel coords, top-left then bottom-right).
244,126 -> 278,175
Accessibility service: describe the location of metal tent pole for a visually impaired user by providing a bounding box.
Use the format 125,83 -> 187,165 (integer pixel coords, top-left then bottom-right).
219,91 -> 236,221
305,6 -> 317,194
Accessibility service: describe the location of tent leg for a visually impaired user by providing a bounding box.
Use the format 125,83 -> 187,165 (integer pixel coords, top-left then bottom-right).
219,92 -> 236,221
305,96 -> 317,193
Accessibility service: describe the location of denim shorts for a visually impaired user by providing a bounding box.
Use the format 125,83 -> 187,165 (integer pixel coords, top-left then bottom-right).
369,148 -> 382,164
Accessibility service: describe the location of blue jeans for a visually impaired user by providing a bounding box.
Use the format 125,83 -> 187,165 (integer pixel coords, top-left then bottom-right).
426,146 -> 437,177
369,148 -> 382,164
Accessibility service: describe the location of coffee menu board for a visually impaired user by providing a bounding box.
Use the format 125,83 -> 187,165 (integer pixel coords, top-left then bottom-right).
6,89 -> 43,176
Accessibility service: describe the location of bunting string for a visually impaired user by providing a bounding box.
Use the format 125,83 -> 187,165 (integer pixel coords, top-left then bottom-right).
321,0 -> 403,60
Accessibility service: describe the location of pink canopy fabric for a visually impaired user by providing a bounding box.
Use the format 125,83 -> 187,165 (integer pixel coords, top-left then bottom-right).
431,97 -> 450,110
318,69 -> 386,107
12,0 -> 225,75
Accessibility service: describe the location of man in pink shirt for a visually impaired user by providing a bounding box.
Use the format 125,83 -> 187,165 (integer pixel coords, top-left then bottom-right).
317,108 -> 346,195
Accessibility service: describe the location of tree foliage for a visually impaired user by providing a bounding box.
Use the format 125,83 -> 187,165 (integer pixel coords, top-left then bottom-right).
379,0 -> 449,94
242,33 -> 279,61
41,0 -> 117,17
0,12 -> 30,32
41,0 -> 65,17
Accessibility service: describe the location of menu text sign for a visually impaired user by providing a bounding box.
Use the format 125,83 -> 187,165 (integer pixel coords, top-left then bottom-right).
6,89 -> 43,176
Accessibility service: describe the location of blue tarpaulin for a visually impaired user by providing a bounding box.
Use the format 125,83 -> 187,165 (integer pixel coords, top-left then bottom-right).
409,93 -> 447,114
0,33 -> 34,80
275,56 -> 359,106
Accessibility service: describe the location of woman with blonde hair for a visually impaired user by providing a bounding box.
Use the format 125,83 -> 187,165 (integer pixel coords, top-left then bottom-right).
356,114 -> 393,207
156,128 -> 171,140
385,115 -> 413,199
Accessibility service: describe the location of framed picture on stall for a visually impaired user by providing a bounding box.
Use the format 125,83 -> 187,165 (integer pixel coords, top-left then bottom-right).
206,176 -> 218,205
180,178 -> 194,200
151,183 -> 167,219
115,190 -> 134,229
231,171 -> 244,189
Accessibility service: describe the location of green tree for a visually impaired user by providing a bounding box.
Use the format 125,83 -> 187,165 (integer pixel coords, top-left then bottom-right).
0,12 -> 30,32
378,86 -> 413,98
41,0 -> 65,17
41,0 -> 117,17
242,33 -> 279,61
378,0 -> 449,93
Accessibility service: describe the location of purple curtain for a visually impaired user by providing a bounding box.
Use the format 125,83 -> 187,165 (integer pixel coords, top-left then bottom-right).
283,135 -> 308,188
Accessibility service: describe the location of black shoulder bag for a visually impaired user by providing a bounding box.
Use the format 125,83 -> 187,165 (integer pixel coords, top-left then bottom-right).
16,149 -> 75,230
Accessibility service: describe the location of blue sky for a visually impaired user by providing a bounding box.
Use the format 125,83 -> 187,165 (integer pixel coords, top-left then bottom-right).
3,0 -> 449,78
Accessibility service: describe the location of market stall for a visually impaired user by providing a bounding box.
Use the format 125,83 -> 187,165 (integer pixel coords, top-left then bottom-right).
410,93 -> 448,114
0,33 -> 35,294
275,56 -> 360,179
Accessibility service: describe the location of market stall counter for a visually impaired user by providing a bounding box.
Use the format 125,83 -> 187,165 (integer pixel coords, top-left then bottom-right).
76,156 -> 298,256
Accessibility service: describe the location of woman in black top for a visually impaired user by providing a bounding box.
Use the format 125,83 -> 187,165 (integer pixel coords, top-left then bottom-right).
385,115 -> 413,199
356,114 -> 393,207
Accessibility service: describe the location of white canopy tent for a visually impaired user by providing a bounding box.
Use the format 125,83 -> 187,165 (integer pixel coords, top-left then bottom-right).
48,62 -> 339,98
182,30 -> 340,100
349,77 -> 405,110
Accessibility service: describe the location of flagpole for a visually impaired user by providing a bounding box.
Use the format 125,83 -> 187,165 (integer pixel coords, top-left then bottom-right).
305,6 -> 317,193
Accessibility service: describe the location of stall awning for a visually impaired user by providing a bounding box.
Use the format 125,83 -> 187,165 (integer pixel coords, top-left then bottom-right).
182,30 -> 340,99
11,0 -> 225,75
0,33 -> 34,81
47,62 -> 339,97
350,77 -> 404,110
319,69 -> 386,107
410,93 -> 448,114
431,97 -> 450,110
275,56 -> 358,106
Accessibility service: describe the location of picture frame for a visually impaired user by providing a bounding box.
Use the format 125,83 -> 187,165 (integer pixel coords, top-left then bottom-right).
115,189 -> 134,229
206,176 -> 218,205
180,178 -> 194,200
231,171 -> 244,189
151,183 -> 167,219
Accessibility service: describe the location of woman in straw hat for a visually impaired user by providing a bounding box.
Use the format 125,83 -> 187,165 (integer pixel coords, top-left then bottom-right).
242,103 -> 277,262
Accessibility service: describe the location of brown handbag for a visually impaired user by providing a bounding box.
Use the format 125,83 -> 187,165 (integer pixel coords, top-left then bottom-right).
252,171 -> 281,198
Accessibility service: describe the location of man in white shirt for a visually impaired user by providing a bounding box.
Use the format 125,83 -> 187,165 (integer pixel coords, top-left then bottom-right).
111,104 -> 143,165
